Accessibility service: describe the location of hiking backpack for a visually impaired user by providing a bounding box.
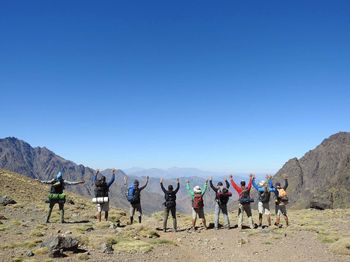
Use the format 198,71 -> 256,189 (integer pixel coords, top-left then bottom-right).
94,178 -> 109,197
50,179 -> 64,194
217,187 -> 231,205
239,188 -> 254,204
277,188 -> 288,203
165,192 -> 176,208
259,190 -> 271,203
193,193 -> 204,209
127,185 -> 139,203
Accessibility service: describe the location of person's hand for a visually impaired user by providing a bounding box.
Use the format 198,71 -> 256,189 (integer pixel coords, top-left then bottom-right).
160,178 -> 163,183
209,176 -> 212,181
96,169 -> 100,174
112,169 -> 116,174
124,176 -> 128,183
283,174 -> 288,179
146,176 -> 149,181
186,180 -> 189,184
176,178 -> 180,183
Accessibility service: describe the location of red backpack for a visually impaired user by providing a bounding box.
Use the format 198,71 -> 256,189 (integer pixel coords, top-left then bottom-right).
193,193 -> 204,209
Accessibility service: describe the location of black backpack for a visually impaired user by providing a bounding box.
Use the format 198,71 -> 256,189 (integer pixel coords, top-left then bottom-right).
95,179 -> 109,197
50,179 -> 64,194
259,190 -> 271,203
164,192 -> 176,208
239,189 -> 254,204
217,188 -> 230,205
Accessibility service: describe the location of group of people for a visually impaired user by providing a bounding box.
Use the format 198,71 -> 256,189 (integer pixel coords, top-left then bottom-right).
38,170 -> 289,231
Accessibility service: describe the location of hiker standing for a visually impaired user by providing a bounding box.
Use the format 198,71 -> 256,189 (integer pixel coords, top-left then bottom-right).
124,175 -> 149,224
229,174 -> 254,229
93,169 -> 116,222
186,179 -> 208,230
209,177 -> 232,230
37,171 -> 84,223
252,175 -> 276,227
273,174 -> 289,227
160,177 -> 180,232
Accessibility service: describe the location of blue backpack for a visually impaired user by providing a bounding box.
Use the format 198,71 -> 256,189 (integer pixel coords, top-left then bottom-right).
127,185 -> 136,203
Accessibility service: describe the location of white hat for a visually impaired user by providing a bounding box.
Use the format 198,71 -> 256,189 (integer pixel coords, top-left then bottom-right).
193,186 -> 202,193
259,180 -> 266,187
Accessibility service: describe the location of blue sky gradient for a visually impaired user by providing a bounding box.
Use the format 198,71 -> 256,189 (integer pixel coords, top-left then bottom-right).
1,1 -> 349,172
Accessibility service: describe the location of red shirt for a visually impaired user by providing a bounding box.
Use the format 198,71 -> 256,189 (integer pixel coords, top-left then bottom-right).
230,178 -> 252,198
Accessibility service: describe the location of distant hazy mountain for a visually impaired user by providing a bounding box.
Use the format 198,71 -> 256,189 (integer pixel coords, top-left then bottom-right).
274,132 -> 350,209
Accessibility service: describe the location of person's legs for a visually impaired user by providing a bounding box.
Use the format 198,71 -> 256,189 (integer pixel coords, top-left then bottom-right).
214,202 -> 220,229
280,205 -> 288,226
104,202 -> 110,221
137,204 -> 142,223
46,203 -> 55,223
129,205 -> 136,224
221,204 -> 230,228
96,204 -> 102,222
191,208 -> 197,229
59,203 -> 65,223
244,204 -> 254,229
170,206 -> 177,232
237,204 -> 243,229
274,205 -> 281,226
264,203 -> 271,226
258,201 -> 263,227
163,207 -> 170,232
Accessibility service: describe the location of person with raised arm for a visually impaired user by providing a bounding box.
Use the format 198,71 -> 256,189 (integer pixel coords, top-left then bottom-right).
209,176 -> 232,230
93,169 -> 116,222
252,175 -> 276,227
160,177 -> 180,232
124,175 -> 149,224
37,171 -> 84,223
186,179 -> 208,230
229,174 -> 254,229
273,174 -> 289,227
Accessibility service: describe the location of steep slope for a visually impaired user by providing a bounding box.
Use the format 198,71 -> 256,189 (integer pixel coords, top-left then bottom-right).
274,132 -> 350,208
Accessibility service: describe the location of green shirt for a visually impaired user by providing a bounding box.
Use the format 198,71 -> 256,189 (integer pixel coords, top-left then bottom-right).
186,182 -> 208,199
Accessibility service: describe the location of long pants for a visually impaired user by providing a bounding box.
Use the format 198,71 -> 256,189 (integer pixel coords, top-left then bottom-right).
238,203 -> 254,229
214,202 -> 230,229
163,206 -> 177,230
47,202 -> 64,223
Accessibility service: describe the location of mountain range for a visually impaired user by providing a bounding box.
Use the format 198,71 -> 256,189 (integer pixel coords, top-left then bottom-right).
1,132 -> 350,212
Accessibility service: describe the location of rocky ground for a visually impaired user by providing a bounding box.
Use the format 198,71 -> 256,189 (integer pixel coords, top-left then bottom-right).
1,169 -> 350,262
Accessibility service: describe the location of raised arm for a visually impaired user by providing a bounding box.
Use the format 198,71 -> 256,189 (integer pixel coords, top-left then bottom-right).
160,178 -> 167,194
283,178 -> 288,190
209,178 -> 218,192
201,181 -> 208,195
93,170 -> 99,183
64,180 -> 84,185
38,178 -> 55,184
229,176 -> 241,193
107,172 -> 116,188
186,181 -> 194,197
247,175 -> 253,190
174,178 -> 180,194
268,176 -> 276,192
139,176 -> 149,191
252,178 -> 264,193
224,178 -> 230,189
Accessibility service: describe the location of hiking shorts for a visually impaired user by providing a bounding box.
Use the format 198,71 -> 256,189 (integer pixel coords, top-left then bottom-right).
130,203 -> 142,217
275,204 -> 287,216
258,201 -> 271,215
97,202 -> 109,212
192,207 -> 205,219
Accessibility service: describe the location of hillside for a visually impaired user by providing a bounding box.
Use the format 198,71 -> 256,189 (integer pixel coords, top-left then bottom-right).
274,132 -> 350,209
1,169 -> 350,261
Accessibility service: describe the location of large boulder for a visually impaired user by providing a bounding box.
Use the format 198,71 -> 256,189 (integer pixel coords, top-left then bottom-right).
41,235 -> 80,257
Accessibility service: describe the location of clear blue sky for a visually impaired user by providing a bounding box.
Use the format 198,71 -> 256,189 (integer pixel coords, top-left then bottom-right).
1,1 -> 349,173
